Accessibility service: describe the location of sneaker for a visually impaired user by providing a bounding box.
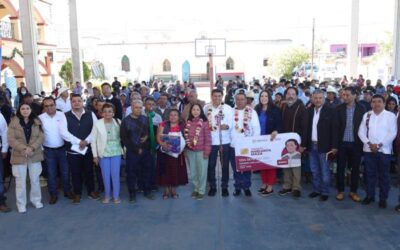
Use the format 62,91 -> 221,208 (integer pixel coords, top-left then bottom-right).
336,192 -> 344,201
191,191 -> 199,198
72,195 -> 81,205
319,195 -> 329,201
308,192 -> 320,198
292,190 -> 301,198
279,189 -> 292,196
208,188 -> 217,197
244,189 -> 252,197
18,208 -> 27,214
221,188 -> 229,197
362,197 -> 375,205
233,189 -> 241,196
260,189 -> 274,197
102,197 -> 110,204
378,200 -> 387,209
349,192 -> 361,202
88,192 -> 100,200
196,194 -> 204,200
34,203 -> 44,209
0,204 -> 11,213
49,195 -> 58,205
113,198 -> 121,204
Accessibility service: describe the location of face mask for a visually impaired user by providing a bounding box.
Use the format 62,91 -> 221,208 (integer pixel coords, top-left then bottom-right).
56,86 -> 60,89
21,91 -> 27,95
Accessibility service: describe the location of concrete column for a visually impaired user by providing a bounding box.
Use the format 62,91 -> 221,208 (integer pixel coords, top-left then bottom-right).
19,0 -> 41,93
69,0 -> 83,85
348,0 -> 359,79
393,0 -> 400,80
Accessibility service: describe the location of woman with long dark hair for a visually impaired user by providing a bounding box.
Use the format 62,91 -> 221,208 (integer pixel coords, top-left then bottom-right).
156,109 -> 188,199
254,90 -> 282,197
184,104 -> 211,200
8,103 -> 44,213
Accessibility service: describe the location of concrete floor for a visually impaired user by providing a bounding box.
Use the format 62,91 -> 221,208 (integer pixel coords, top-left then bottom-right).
0,175 -> 400,250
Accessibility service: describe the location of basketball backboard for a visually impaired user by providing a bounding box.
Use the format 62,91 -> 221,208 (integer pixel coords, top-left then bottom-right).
195,38 -> 226,57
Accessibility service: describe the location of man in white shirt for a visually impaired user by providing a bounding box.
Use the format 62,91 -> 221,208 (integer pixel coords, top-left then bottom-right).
40,97 -> 82,205
203,89 -> 233,197
358,94 -> 397,209
230,92 -> 260,197
56,87 -> 71,113
0,113 -> 10,212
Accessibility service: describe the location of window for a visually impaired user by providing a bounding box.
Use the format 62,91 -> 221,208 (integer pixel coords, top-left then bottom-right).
121,55 -> 130,72
263,58 -> 269,67
226,57 -> 234,70
163,59 -> 171,72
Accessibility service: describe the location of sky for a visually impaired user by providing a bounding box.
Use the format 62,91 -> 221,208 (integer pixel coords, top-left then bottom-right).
52,0 -> 395,49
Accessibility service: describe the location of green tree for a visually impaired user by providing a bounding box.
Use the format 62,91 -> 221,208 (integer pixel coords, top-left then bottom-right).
275,47 -> 310,79
59,59 -> 91,84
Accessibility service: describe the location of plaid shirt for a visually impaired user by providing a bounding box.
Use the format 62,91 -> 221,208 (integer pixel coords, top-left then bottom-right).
343,105 -> 355,142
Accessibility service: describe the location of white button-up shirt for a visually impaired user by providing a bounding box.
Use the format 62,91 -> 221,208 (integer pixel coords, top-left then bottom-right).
358,109 -> 397,154
230,107 -> 261,148
203,103 -> 234,145
311,107 -> 321,142
56,98 -> 71,113
39,111 -> 81,148
0,113 -> 8,153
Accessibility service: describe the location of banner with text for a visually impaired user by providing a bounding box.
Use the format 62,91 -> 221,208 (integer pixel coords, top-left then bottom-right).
235,133 -> 301,172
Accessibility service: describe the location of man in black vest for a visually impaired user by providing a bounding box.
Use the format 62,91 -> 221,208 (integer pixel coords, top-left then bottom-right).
65,94 -> 100,204
332,86 -> 366,202
306,90 -> 338,201
102,82 -> 123,120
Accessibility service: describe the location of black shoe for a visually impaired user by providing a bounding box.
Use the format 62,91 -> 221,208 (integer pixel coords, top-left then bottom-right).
244,189 -> 252,197
278,189 -> 292,196
233,189 -> 241,196
308,192 -> 320,198
379,200 -> 387,209
144,193 -> 155,200
129,193 -> 136,203
258,187 -> 266,193
395,204 -> 400,212
221,188 -> 229,197
260,189 -> 274,197
319,195 -> 329,201
208,188 -> 217,197
362,197 -> 375,205
292,190 -> 301,198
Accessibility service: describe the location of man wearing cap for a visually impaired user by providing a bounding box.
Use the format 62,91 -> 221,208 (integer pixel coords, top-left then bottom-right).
326,85 -> 341,109
56,87 -> 72,113
359,90 -> 373,112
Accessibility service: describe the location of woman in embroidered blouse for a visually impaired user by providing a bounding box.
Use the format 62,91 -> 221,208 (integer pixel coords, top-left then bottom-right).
92,103 -> 123,204
8,103 -> 44,213
184,104 -> 211,200
156,109 -> 188,199
255,90 -> 282,197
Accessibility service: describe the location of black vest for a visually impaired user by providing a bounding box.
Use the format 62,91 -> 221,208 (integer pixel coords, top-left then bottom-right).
64,110 -> 94,150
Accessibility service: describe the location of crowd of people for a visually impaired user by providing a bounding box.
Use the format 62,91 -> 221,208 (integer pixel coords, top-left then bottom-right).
1,74 -> 400,214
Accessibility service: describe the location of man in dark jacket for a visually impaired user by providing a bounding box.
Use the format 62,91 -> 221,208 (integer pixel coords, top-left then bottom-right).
332,86 -> 366,202
102,82 -> 123,120
306,90 -> 338,201
279,87 -> 308,198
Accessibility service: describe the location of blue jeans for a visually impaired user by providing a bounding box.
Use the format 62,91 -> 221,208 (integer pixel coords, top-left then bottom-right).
309,144 -> 331,196
126,151 -> 152,195
229,147 -> 251,190
99,155 -> 121,199
364,152 -> 391,201
208,144 -> 230,189
44,148 -> 71,196
0,154 -> 6,205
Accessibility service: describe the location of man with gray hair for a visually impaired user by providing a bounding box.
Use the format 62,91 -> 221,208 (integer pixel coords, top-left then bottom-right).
306,90 -> 337,201
121,99 -> 154,203
182,89 -> 205,121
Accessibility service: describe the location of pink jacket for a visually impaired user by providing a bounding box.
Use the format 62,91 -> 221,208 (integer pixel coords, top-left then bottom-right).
184,118 -> 211,157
